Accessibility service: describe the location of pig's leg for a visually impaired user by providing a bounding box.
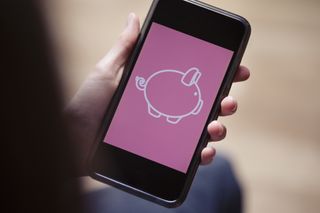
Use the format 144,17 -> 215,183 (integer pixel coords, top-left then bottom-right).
167,117 -> 182,124
148,105 -> 161,118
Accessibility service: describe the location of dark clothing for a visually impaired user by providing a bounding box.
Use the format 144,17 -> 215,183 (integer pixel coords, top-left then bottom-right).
2,1 -> 82,213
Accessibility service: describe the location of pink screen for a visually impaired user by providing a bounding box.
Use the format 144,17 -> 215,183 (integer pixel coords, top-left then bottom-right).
104,23 -> 233,173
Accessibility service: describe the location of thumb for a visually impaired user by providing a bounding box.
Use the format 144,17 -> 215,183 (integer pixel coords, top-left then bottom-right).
95,13 -> 140,78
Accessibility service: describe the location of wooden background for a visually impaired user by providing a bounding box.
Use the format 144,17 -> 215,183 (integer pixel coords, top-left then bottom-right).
46,0 -> 320,212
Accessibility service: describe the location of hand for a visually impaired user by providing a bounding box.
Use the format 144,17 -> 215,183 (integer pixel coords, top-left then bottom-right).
65,13 -> 250,175
201,65 -> 250,165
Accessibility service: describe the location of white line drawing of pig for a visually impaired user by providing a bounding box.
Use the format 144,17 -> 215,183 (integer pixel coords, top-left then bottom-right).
135,67 -> 203,124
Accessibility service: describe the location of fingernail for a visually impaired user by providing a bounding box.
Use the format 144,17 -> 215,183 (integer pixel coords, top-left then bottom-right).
226,96 -> 237,112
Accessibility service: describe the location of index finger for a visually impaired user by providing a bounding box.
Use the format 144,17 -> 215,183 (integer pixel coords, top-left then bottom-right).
233,65 -> 250,82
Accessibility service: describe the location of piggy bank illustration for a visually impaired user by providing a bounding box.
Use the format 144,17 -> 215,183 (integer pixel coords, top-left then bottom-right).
135,67 -> 203,124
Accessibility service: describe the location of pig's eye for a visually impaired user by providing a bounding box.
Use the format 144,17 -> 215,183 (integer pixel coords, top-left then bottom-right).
194,92 -> 198,96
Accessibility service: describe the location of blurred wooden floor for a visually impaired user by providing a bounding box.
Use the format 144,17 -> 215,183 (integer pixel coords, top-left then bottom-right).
47,0 -> 320,212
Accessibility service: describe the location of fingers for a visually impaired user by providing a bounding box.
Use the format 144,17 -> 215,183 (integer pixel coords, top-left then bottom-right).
95,13 -> 140,79
220,96 -> 237,116
233,65 -> 250,82
200,121 -> 226,165
219,65 -> 249,116
201,65 -> 250,165
207,121 -> 227,141
200,145 -> 216,165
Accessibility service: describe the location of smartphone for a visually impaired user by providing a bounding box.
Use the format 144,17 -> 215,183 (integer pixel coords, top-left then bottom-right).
89,0 -> 250,208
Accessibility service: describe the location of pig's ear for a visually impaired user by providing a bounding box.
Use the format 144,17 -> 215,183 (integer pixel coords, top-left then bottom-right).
181,67 -> 201,86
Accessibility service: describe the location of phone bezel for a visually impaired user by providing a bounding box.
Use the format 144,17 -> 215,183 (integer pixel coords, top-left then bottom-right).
89,0 -> 251,208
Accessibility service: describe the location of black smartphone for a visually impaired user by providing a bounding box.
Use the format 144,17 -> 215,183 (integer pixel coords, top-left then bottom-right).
89,0 -> 250,208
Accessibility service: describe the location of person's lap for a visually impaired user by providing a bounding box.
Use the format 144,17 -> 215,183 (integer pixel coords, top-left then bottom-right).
84,155 -> 242,213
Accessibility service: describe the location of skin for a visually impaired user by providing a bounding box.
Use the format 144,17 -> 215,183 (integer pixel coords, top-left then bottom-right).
65,13 -> 250,175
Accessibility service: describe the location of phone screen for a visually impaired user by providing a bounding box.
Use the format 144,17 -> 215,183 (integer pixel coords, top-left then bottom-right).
103,22 -> 233,173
